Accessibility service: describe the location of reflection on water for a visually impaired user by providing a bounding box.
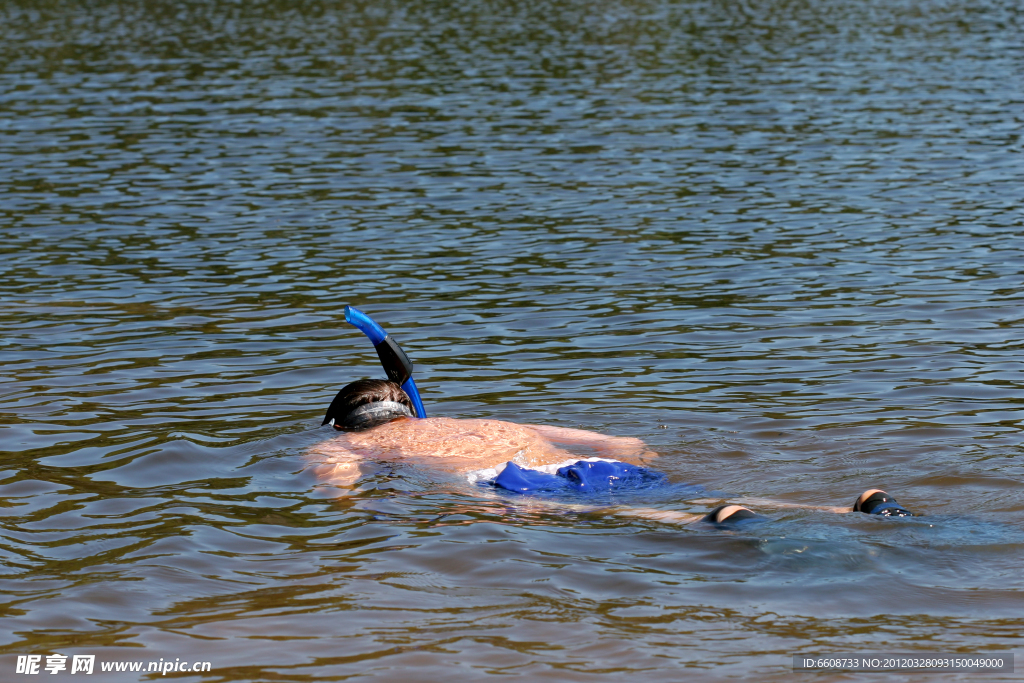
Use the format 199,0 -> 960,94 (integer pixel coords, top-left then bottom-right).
2,0 -> 1023,678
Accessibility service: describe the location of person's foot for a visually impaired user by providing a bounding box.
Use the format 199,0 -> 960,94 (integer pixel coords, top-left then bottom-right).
852,489 -> 914,517
703,504 -> 760,525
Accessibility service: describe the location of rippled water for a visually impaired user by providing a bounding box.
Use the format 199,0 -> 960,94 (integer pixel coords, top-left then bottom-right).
3,0 -> 1024,679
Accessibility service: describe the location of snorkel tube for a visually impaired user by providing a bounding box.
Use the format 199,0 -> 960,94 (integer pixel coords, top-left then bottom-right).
342,305 -> 427,419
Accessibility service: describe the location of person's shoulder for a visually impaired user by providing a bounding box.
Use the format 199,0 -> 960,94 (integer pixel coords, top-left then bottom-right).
403,416 -> 485,433
422,417 -> 539,437
420,416 -> 519,428
420,416 -> 461,425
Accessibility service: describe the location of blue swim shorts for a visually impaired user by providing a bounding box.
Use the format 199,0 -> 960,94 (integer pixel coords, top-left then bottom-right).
488,459 -> 667,495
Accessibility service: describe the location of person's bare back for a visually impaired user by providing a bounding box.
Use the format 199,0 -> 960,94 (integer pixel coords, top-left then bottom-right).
306,416 -> 654,486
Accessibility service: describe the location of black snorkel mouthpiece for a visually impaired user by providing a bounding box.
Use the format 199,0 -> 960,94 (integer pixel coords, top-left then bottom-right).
374,335 -> 413,386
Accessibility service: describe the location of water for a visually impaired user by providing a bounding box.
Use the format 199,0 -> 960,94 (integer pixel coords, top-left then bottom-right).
2,0 -> 1023,679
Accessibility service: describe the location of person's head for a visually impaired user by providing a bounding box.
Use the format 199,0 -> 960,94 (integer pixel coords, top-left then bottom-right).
322,378 -> 414,431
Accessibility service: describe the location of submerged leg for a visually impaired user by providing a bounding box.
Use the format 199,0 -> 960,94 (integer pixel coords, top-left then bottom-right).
610,491 -> 918,529
689,497 -> 850,514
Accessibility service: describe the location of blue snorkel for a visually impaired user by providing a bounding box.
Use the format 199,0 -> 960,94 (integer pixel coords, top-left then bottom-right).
336,305 -> 427,419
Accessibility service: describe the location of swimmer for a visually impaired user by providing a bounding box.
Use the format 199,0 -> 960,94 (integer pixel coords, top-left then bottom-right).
305,378 -> 917,525
307,306 -> 917,525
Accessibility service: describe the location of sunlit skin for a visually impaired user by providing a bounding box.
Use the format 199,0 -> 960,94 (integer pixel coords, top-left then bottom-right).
305,416 -> 897,524
305,417 -> 656,485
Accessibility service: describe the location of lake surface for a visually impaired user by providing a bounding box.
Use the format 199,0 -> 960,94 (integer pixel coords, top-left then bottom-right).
2,0 -> 1023,680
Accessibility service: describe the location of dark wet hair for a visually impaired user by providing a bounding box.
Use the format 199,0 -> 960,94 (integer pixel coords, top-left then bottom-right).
322,379 -> 414,431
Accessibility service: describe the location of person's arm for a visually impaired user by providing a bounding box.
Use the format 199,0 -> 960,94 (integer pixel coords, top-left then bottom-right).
304,440 -> 364,488
523,424 -> 657,460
